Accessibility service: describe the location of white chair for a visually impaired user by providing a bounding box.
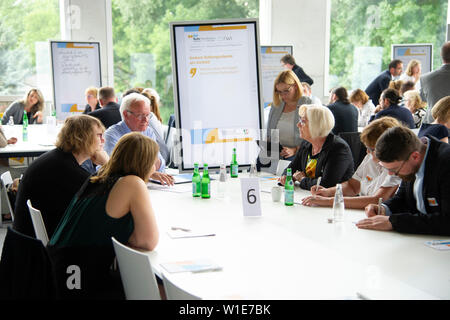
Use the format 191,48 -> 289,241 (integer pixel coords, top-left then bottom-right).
111,237 -> 161,300
162,272 -> 201,300
26,199 -> 49,246
276,159 -> 291,176
0,171 -> 15,222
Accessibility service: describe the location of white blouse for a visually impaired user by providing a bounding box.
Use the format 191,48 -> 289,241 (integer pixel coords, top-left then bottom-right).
352,154 -> 401,196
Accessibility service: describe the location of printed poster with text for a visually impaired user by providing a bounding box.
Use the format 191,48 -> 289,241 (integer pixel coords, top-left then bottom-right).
175,23 -> 262,169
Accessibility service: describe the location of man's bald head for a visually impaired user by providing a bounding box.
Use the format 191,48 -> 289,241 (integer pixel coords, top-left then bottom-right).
441,41 -> 450,64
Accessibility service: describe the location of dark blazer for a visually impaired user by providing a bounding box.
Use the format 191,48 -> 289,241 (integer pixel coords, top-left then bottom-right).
292,64 -> 314,85
284,133 -> 354,190
386,136 -> 450,235
365,70 -> 392,105
420,64 -> 450,124
327,101 -> 358,135
13,148 -> 90,238
83,102 -> 101,114
373,104 -> 415,129
88,102 -> 121,129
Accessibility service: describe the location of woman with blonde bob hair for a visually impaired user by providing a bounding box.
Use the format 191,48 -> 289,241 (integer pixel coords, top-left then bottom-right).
13,115 -> 109,240
302,117 -> 402,209
418,95 -> 450,143
279,104 -> 354,190
1,88 -> 45,125
266,70 -> 312,160
49,132 -> 160,299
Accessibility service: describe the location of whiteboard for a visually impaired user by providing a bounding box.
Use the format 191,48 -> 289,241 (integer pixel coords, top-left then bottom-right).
260,45 -> 293,108
170,19 -> 264,173
50,41 -> 102,120
392,43 -> 433,74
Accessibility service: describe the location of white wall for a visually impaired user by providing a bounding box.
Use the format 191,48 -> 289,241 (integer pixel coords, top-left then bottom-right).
59,0 -> 114,87
260,0 -> 331,103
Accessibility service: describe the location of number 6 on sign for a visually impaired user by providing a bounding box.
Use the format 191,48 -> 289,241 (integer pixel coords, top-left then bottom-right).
240,177 -> 262,217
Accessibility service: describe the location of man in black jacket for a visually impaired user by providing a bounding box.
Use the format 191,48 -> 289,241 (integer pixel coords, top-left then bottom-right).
356,126 -> 450,235
365,59 -> 403,105
280,54 -> 314,86
89,86 -> 121,129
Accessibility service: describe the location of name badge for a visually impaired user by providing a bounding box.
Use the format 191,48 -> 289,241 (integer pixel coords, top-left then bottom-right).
427,198 -> 439,207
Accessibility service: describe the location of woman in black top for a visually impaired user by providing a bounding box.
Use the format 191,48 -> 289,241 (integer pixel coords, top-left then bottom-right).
82,87 -> 101,114
13,115 -> 109,238
279,104 -> 354,190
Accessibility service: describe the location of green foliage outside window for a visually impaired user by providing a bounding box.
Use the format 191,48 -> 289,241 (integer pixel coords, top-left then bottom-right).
0,0 -> 59,96
329,0 -> 448,91
112,0 -> 259,123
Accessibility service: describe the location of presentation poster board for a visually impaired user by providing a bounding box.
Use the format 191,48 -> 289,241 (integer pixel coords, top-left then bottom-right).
170,19 -> 263,172
260,45 -> 293,108
392,43 -> 433,74
50,41 -> 102,120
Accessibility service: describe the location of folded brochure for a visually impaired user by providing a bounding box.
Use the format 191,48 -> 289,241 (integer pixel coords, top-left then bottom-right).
161,259 -> 222,273
424,240 -> 450,251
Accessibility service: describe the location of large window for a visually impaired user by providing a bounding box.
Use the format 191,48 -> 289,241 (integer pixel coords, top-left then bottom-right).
111,0 -> 259,123
0,0 -> 60,98
329,0 -> 448,92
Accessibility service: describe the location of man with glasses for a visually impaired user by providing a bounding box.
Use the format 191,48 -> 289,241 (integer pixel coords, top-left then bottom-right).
104,92 -> 174,185
356,126 -> 450,235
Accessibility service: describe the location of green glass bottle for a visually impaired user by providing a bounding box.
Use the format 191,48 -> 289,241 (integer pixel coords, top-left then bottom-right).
192,163 -> 201,197
201,163 -> 210,199
230,148 -> 238,178
284,168 -> 294,206
22,112 -> 28,142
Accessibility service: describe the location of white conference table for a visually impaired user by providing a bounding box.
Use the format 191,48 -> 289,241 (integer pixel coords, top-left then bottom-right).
144,172 -> 450,300
0,124 -> 60,158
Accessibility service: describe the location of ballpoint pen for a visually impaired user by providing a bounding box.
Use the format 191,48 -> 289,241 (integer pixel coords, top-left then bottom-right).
316,176 -> 322,190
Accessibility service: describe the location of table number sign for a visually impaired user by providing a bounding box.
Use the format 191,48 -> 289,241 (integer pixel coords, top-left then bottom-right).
240,177 -> 262,217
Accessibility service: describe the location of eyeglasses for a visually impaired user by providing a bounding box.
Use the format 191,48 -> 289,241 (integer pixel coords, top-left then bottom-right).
297,117 -> 308,126
275,85 -> 293,95
380,152 -> 413,176
126,110 -> 152,121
